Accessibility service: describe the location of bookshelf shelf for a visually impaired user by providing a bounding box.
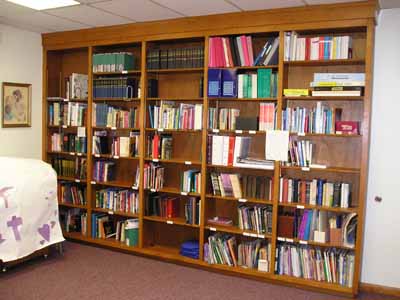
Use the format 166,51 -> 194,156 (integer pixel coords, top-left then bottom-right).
277,237 -> 355,250
92,97 -> 140,102
144,157 -> 201,165
206,194 -> 273,205
143,216 -> 200,228
278,202 -> 357,213
43,3 -> 375,295
147,67 -> 204,73
59,202 -> 87,209
284,58 -> 365,66
283,96 -> 364,101
205,225 -> 272,239
92,207 -> 139,218
281,165 -> 360,174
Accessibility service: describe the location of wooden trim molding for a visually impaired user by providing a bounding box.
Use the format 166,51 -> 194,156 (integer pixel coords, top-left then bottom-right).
42,0 -> 378,49
360,282 -> 400,297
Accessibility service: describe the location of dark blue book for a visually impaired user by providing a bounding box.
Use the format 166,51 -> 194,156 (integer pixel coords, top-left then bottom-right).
303,210 -> 313,240
317,179 -> 324,206
208,69 -> 222,97
221,69 -> 237,97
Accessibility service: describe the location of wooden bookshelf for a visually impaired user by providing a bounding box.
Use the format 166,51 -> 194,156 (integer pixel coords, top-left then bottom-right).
42,1 -> 377,296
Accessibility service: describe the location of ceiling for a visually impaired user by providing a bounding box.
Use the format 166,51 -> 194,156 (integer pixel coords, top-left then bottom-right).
0,0 -> 397,34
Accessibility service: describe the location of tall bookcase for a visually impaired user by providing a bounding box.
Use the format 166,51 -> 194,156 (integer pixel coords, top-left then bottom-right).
42,1 -> 377,296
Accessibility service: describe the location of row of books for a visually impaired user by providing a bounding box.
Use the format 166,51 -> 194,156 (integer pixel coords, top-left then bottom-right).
238,205 -> 273,234
48,102 -> 87,126
284,32 -> 353,61
209,36 -> 279,67
279,177 -> 352,208
146,134 -> 172,159
92,131 -> 140,158
310,72 -> 365,97
208,135 -> 274,170
93,160 -> 116,182
93,77 -> 139,99
51,157 -> 87,179
281,103 -> 342,134
93,103 -> 139,128
181,170 -> 201,193
287,139 -> 313,167
148,102 -> 203,130
92,52 -> 135,72
143,162 -> 164,190
276,244 -> 354,287
147,47 -> 204,69
208,108 -> 239,131
185,197 -> 201,226
95,188 -> 139,214
59,208 -> 87,235
66,73 -> 88,100
58,182 -> 86,206
204,234 -> 271,271
207,69 -> 277,98
50,133 -> 87,153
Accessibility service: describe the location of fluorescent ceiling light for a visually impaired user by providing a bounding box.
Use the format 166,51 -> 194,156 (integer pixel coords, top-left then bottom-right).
6,0 -> 80,10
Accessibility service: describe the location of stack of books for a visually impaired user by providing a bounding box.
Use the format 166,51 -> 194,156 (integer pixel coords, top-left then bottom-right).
209,172 -> 242,198
276,243 -> 355,287
50,133 -> 87,153
146,134 -> 173,159
147,47 -> 204,69
147,193 -> 179,218
238,240 -> 271,271
208,108 -> 240,130
143,162 -> 164,190
181,170 -> 201,193
93,160 -> 116,182
93,77 -> 139,99
66,73 -> 88,100
185,197 -> 200,225
279,177 -> 351,208
51,157 -> 86,179
148,102 -> 203,130
310,73 -> 365,97
284,32 -> 353,61
58,182 -> 86,206
95,188 -> 139,214
93,103 -> 139,128
287,138 -> 314,167
180,240 -> 200,259
49,102 -> 87,126
92,52 -> 135,72
238,205 -> 273,234
204,234 -> 237,266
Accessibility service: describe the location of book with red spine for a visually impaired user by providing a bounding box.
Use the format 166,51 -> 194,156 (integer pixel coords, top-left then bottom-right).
240,35 -> 250,66
246,36 -> 254,66
228,136 -> 235,166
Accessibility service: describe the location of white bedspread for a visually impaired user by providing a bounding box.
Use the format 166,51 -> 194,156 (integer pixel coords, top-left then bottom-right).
0,157 -> 64,262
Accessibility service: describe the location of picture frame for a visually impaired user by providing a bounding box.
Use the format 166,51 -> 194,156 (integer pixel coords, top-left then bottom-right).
1,82 -> 32,128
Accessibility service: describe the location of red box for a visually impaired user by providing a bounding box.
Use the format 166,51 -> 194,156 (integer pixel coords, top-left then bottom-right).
335,121 -> 359,135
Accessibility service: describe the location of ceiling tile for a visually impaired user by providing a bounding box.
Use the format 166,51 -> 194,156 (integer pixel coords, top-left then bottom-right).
46,4 -> 133,27
152,0 -> 239,16
304,0 -> 358,5
92,0 -> 182,22
77,0 -> 111,3
228,0 -> 305,11
0,0 -> 36,17
0,16 -> 48,33
379,0 -> 400,9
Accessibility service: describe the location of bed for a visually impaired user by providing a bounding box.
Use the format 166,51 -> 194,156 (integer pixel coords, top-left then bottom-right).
0,157 -> 64,271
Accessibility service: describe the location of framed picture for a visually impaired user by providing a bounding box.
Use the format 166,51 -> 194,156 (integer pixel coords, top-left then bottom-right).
2,82 -> 32,128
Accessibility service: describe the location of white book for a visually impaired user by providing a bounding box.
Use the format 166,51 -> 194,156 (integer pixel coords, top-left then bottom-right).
238,74 -> 244,98
222,136 -> 230,166
284,32 -> 291,61
119,137 -> 130,157
251,74 -> 257,98
279,177 -> 283,203
232,136 -> 242,167
194,104 -> 203,130
310,37 -> 320,60
288,179 -> 293,203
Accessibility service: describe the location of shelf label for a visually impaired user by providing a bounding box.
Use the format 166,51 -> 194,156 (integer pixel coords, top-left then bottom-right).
299,240 -> 308,245
158,128 -> 164,132
77,153 -> 82,156
277,237 -> 285,242
91,181 -> 96,185
243,232 -> 250,237
301,167 -> 310,171
152,158 -> 159,162
298,132 -> 305,136
132,186 -> 138,190
62,125 -> 67,129
184,161 -> 192,165
181,192 -> 188,196
122,70 -> 128,74
258,234 -> 265,239
249,130 -> 256,135
166,220 -> 173,225
108,211 -> 114,215
111,127 -> 117,130
69,152 -> 75,156
238,198 -> 247,203
249,233 -> 258,238
296,205 -> 305,209
75,179 -> 80,183
310,164 -> 327,169
113,155 -> 120,159
235,130 -> 243,134
209,227 -> 217,232
94,154 -> 100,158
212,129 -> 219,133
286,238 -> 294,243
63,98 -> 69,102
150,188 -> 156,192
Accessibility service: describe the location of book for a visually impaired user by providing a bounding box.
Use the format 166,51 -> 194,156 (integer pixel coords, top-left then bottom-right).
283,89 -> 309,96
58,182 -> 86,206
95,188 -> 139,214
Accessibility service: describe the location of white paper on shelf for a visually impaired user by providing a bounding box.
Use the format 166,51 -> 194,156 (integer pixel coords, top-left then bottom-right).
265,130 -> 289,161
77,126 -> 86,137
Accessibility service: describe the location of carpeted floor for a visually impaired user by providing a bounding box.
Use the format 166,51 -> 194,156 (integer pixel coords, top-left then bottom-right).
0,241 -> 398,300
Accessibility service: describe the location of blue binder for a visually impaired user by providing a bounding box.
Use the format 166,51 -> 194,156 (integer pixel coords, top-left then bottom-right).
208,69 -> 222,97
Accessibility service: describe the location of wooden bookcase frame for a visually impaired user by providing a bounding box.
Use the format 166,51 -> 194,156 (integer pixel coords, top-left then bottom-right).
42,1 -> 377,297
